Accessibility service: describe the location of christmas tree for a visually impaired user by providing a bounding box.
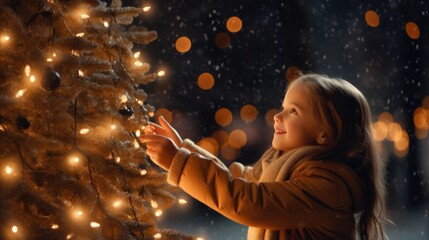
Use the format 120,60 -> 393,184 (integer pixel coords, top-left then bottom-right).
0,0 -> 193,239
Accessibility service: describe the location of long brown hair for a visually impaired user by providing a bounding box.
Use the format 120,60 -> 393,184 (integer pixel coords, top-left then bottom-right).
289,74 -> 388,240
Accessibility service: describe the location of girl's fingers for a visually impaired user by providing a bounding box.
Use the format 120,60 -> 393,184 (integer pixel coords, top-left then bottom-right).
159,116 -> 173,131
139,134 -> 166,142
148,121 -> 163,131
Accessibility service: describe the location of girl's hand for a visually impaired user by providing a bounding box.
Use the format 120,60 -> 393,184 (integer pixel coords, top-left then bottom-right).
144,116 -> 183,147
139,134 -> 179,171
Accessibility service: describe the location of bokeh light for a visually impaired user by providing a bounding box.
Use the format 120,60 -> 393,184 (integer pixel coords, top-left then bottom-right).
387,122 -> 403,142
285,66 -> 303,83
378,112 -> 393,123
197,137 -> 219,156
197,72 -> 215,90
215,108 -> 233,126
175,36 -> 192,53
155,108 -> 173,123
365,10 -> 380,27
265,108 -> 280,126
212,130 -> 229,148
226,16 -> 242,33
240,104 -> 258,123
394,130 -> 409,152
214,32 -> 231,49
405,22 -> 420,39
221,144 -> 239,161
371,121 -> 388,142
414,107 -> 429,130
228,129 -> 247,149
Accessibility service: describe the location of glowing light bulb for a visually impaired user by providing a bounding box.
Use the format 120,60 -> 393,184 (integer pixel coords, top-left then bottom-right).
90,222 -> 100,228
24,65 -> 30,77
72,157 -> 80,163
4,166 -> 13,175
81,13 -> 89,19
52,53 -> 57,58
113,200 -> 122,208
140,169 -> 147,176
111,124 -> 117,130
0,125 -> 4,131
66,233 -> 73,239
134,60 -> 143,67
178,199 -> 187,205
75,210 -> 83,216
103,21 -> 109,27
76,32 -> 85,37
196,238 -> 205,240
11,226 -> 18,233
114,157 -> 120,163
135,130 -> 141,137
46,58 -> 53,62
137,100 -> 144,106
154,233 -> 162,239
15,89 -> 27,98
30,75 -> 36,83
151,200 -> 158,208
157,70 -> 165,77
120,94 -> 128,103
1,35 -> 10,43
51,224 -> 59,229
79,128 -> 89,134
78,70 -> 84,77
149,111 -> 155,117
134,140 -> 140,148
155,209 -> 163,217
133,51 -> 141,58
143,6 -> 151,12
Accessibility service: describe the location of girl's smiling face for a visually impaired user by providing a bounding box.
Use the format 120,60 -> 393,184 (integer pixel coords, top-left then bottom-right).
272,83 -> 327,152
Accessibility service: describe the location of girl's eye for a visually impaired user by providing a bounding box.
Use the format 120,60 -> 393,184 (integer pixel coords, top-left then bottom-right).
290,108 -> 297,114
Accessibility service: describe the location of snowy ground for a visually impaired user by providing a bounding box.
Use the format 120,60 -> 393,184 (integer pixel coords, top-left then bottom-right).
159,200 -> 428,240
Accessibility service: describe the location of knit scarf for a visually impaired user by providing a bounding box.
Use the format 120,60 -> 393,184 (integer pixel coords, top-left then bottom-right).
245,145 -> 324,240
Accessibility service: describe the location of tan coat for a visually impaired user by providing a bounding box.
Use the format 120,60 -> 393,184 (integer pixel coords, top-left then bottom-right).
167,139 -> 366,240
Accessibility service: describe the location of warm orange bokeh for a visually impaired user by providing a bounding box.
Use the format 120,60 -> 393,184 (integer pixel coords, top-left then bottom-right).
212,130 -> 229,148
365,10 -> 380,27
240,104 -> 258,123
197,72 -> 215,90
175,36 -> 192,53
405,22 -> 420,39
221,144 -> 239,161
226,16 -> 242,33
197,137 -> 219,156
215,108 -> 233,126
414,107 -> 429,130
371,121 -> 388,142
378,112 -> 393,123
228,129 -> 247,148
155,108 -> 173,123
215,32 -> 231,49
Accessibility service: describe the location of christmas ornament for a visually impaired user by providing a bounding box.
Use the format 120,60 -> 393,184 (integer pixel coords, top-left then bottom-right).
118,105 -> 134,117
16,116 -> 30,130
41,68 -> 61,90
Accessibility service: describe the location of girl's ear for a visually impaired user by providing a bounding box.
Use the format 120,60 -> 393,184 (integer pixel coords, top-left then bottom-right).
316,132 -> 328,145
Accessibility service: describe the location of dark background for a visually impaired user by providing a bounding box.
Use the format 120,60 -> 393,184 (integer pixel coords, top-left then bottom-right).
124,0 -> 428,239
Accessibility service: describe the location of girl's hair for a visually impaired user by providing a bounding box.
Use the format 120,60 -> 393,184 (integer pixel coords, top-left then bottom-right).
288,74 -> 388,240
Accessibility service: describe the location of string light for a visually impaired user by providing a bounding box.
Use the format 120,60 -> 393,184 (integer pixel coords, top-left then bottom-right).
103,21 -> 109,28
120,94 -> 128,103
133,51 -> 141,58
90,222 -> 100,228
75,210 -> 83,217
140,169 -> 147,176
134,60 -> 143,67
1,35 -> 10,43
150,200 -> 158,208
178,199 -> 187,205
66,233 -> 74,239
80,13 -> 90,19
46,58 -> 53,62
157,70 -> 165,77
4,166 -> 13,175
76,32 -> 85,37
153,233 -> 162,239
196,238 -> 205,240
51,224 -> 59,229
135,130 -> 141,137
112,200 -> 122,208
78,70 -> 84,77
154,209 -> 163,217
111,124 -> 117,130
30,75 -> 36,83
24,65 -> 30,77
0,125 -> 5,131
11,225 -> 18,233
133,140 -> 140,148
115,157 -> 121,163
79,128 -> 89,134
15,89 -> 27,98
143,6 -> 151,12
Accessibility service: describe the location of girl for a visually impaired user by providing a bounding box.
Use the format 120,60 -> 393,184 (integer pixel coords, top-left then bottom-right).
140,74 -> 388,240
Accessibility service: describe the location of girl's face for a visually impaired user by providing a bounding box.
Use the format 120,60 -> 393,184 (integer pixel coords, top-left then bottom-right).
272,83 -> 325,152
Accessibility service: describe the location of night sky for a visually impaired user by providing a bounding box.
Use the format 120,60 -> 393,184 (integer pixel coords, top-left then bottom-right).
125,0 -> 428,238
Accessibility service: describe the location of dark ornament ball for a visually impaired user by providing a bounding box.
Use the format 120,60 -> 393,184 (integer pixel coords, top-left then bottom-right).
118,106 -> 134,117
41,68 -> 61,91
16,116 -> 30,130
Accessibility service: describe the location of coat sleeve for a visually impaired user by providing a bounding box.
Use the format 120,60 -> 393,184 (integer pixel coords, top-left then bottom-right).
167,147 -> 343,230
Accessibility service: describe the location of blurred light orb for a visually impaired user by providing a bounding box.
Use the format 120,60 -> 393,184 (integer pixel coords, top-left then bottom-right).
197,137 -> 219,156
226,16 -> 242,33
240,104 -> 258,123
214,32 -> 231,48
228,129 -> 247,148
198,72 -> 215,90
155,108 -> 173,123
405,22 -> 420,39
215,108 -> 233,126
365,10 -> 380,27
175,36 -> 192,53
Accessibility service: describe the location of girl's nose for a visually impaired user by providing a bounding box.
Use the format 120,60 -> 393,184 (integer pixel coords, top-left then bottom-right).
273,112 -> 281,123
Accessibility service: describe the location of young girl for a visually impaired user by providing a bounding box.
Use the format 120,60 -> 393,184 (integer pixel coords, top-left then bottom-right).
140,74 -> 388,240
